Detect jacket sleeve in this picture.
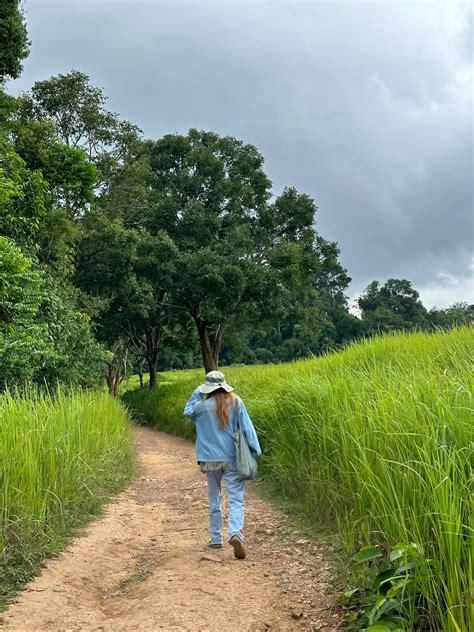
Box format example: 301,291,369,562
238,399,262,457
183,388,202,420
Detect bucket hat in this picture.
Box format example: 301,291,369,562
198,370,234,394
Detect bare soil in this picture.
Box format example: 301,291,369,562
3,428,340,631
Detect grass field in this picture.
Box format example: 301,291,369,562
0,390,135,606
123,327,473,630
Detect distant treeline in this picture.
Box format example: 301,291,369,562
1,2,472,392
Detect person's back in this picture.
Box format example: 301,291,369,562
183,371,261,559
186,393,250,460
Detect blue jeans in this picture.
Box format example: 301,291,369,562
206,461,245,544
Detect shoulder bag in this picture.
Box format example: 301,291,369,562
233,407,258,480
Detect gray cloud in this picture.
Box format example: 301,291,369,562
11,1,473,307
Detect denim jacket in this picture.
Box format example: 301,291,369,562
183,388,262,462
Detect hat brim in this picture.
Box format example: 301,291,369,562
198,383,234,394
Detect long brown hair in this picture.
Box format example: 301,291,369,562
207,389,237,429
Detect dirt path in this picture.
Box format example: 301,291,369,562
3,428,339,631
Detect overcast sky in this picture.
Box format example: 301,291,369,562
10,1,473,308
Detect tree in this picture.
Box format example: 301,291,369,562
74,134,177,390
0,15,115,391
12,102,98,216
0,236,106,389
428,302,474,329
27,71,141,179
146,129,339,372
103,338,129,396
235,239,356,364
1,95,98,282
1,81,107,389
0,131,48,249
75,214,179,388
0,236,48,386
39,276,107,386
0,0,29,82
358,278,428,333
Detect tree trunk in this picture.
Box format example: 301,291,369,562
105,339,128,396
212,324,226,368
138,358,145,388
195,320,215,373
148,358,158,388
112,375,121,397
195,318,226,373
112,349,127,396
143,325,162,389
105,365,115,395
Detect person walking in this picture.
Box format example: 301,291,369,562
183,370,261,559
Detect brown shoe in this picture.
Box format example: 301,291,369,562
229,536,246,559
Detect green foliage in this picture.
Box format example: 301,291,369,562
7,99,98,275
75,210,180,386
358,279,428,333
0,236,50,385
27,70,141,174
123,328,474,631
358,279,473,341
0,0,29,81
145,129,351,371
341,544,427,630
0,237,43,324
37,279,108,387
146,130,275,358
0,131,47,249
0,237,106,389
0,389,134,605
428,302,474,329
12,99,98,196
30,70,112,146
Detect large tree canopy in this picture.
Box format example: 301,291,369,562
0,0,29,82
145,129,349,372
75,128,352,379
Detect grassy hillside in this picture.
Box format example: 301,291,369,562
1,390,135,606
123,327,473,630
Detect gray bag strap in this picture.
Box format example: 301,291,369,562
231,399,241,433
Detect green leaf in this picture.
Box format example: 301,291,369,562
389,543,419,562
395,561,417,575
338,588,359,605
353,546,383,564
374,569,396,590
386,579,413,599
365,618,406,631
389,548,404,562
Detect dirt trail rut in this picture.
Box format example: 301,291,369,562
4,428,339,631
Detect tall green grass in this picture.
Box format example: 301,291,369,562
124,327,473,630
1,390,134,603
